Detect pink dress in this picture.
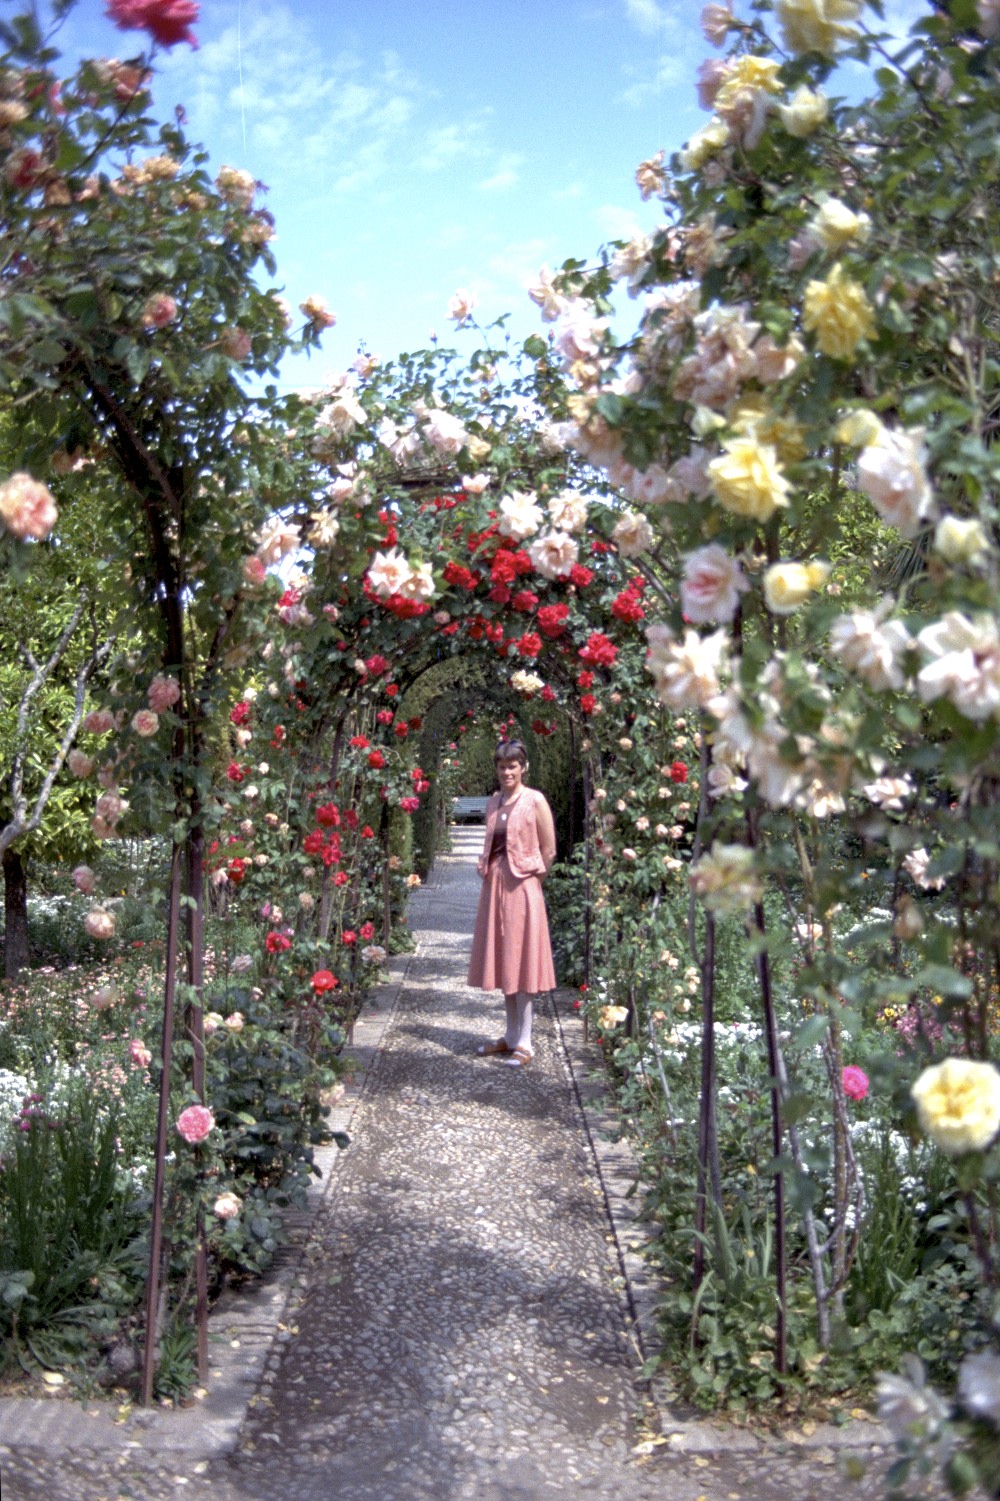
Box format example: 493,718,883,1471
467,788,557,996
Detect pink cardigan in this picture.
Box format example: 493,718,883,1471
477,788,548,879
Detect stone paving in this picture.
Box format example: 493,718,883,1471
0,829,963,1500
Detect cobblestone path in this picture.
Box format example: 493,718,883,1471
0,829,951,1500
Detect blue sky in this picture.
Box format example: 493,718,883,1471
56,1,924,387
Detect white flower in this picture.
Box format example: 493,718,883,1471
856,425,936,539
680,545,749,625
553,301,608,364
645,625,728,711
318,390,366,438
462,473,490,494
367,548,414,598
609,234,651,293
447,288,476,324
547,489,588,533
611,511,655,558
511,669,545,696
498,490,544,542
256,519,301,566
934,515,990,566
917,612,1000,720
876,1356,950,1444
863,775,914,812
829,604,912,692
528,530,578,580
957,1349,1000,1426
398,559,435,601
424,409,469,455
309,509,340,547
528,265,568,323
903,847,946,892
689,843,762,916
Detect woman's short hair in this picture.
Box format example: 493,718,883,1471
495,739,528,768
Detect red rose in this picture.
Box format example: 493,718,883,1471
399,796,420,813
569,563,594,588
408,717,422,730
303,829,325,854
577,670,594,690
344,809,359,831
416,779,430,793
230,701,251,726
265,930,291,953
580,693,596,716
670,761,689,784
443,560,478,591
394,723,409,738
511,589,538,613
360,825,375,839
365,655,389,676
385,684,399,697
270,725,286,748
611,589,645,624
342,930,357,945
226,761,247,783
515,632,542,658
368,750,386,770
333,871,349,886
536,603,569,639
541,685,556,702
226,857,246,884
350,735,370,749
359,922,375,941
579,632,617,668
106,0,200,50
316,802,341,827
311,969,338,993
376,709,394,725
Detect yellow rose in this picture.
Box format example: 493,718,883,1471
809,198,872,251
803,263,876,360
715,55,783,110
779,85,829,138
911,1058,1000,1155
776,0,862,57
598,1004,629,1030
763,559,831,613
679,117,730,171
731,399,807,464
835,409,882,448
707,433,791,523
934,515,990,566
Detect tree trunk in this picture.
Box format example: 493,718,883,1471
3,845,29,979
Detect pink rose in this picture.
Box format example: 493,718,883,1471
84,908,116,941
175,1104,215,1143
213,1191,242,1220
83,709,115,735
72,864,96,895
147,674,181,713
68,750,94,778
680,544,749,625
0,472,58,540
842,1065,869,1101
131,708,160,737
129,1039,152,1068
243,555,266,586
220,327,252,361
141,293,178,329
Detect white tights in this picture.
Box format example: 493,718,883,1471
504,992,534,1055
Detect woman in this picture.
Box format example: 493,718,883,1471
467,739,557,1068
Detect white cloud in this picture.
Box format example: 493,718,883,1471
478,153,523,192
